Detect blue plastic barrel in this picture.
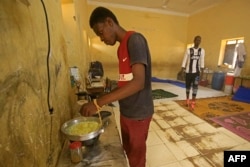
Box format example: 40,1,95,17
211,71,225,90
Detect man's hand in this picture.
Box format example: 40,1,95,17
79,102,98,117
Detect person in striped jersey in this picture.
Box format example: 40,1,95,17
181,35,205,110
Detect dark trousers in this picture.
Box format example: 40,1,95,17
185,73,200,97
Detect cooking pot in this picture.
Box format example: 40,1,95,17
61,111,112,146
61,117,104,142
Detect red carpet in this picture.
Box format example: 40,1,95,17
210,112,250,141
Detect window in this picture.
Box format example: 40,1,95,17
218,38,244,69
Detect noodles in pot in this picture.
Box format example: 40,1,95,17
66,121,100,135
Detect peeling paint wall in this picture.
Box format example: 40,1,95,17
0,0,89,166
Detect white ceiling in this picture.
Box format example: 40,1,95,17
87,0,227,16
61,0,227,16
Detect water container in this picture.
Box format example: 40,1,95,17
224,73,235,94
225,74,235,85
211,71,225,90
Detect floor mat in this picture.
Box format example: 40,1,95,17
232,86,250,103
152,89,178,100
151,77,185,88
175,96,250,127
210,112,250,141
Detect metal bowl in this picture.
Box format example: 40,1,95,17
61,117,104,141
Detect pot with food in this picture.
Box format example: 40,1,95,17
61,111,111,146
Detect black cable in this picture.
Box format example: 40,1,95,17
40,0,53,115
40,0,54,166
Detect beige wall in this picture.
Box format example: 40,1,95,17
88,0,250,80
61,0,90,89
87,5,189,80
188,0,250,75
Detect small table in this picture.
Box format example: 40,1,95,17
234,76,250,87
204,70,213,84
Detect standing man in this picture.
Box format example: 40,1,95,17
181,35,205,110
80,7,154,167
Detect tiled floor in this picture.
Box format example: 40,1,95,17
112,81,250,167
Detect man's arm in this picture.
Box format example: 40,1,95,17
80,63,145,116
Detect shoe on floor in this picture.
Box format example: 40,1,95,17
190,101,195,110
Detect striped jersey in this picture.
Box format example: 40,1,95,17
182,47,205,73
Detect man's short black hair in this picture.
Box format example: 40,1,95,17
89,7,119,28
194,35,201,40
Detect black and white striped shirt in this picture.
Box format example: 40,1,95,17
182,47,205,73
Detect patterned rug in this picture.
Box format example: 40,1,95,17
210,112,250,141
152,89,178,100
175,96,250,127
